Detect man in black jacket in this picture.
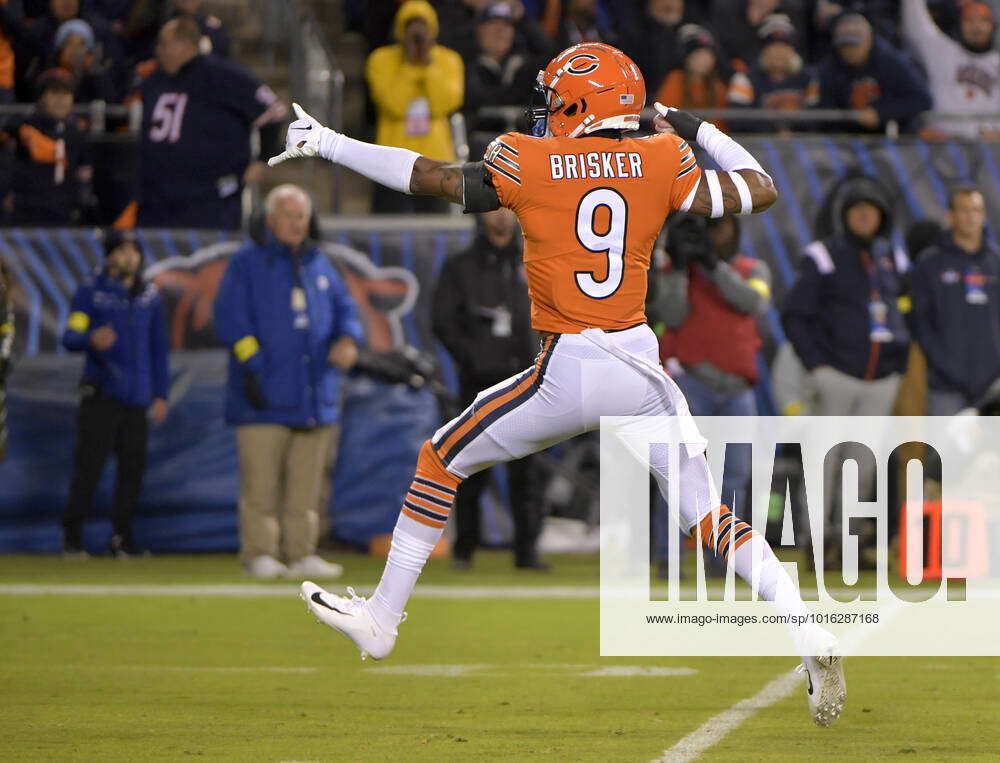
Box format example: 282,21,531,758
911,186,1000,415
782,174,910,415
432,207,545,570
782,174,909,566
463,2,540,139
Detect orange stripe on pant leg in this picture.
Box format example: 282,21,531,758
414,440,462,490
399,441,461,528
409,482,455,503
436,337,552,460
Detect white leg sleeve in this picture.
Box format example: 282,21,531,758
317,130,420,194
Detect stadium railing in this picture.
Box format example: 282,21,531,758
471,105,1000,138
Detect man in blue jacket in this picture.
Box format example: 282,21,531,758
911,186,1000,415
62,230,170,558
818,13,932,133
214,184,363,580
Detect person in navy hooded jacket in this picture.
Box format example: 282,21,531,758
61,229,170,558
214,184,363,581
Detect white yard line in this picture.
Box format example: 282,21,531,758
2,583,984,599
651,599,904,763
653,670,803,763
0,583,598,598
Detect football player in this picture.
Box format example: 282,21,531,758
271,42,845,727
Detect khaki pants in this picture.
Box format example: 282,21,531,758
236,424,333,565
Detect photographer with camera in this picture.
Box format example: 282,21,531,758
653,213,771,513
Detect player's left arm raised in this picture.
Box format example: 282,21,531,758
268,104,493,209
653,103,777,217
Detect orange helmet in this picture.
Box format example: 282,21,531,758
526,43,645,138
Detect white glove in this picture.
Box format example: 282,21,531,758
267,102,338,167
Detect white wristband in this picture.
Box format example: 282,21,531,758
729,171,753,215
705,170,724,218
318,129,420,194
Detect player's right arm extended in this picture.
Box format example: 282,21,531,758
268,103,494,209
654,104,777,217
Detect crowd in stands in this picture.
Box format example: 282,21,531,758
357,0,1000,155
0,0,265,226
0,0,995,224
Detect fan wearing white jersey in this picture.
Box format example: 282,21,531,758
902,0,1000,138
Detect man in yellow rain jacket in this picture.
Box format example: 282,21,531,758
365,0,464,213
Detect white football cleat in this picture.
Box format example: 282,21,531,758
245,554,288,580
300,581,400,660
796,627,846,727
285,555,343,580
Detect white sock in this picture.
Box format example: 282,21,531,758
368,511,447,633
697,508,812,655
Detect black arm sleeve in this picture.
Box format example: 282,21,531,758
258,121,282,162
462,161,501,214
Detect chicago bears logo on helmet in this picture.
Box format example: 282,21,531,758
564,53,600,76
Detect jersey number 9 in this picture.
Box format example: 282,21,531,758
575,188,626,299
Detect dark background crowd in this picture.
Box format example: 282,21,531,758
0,0,998,222
0,0,998,573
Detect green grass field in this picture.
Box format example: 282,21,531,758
1,553,997,761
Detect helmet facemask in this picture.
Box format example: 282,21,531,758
525,73,562,137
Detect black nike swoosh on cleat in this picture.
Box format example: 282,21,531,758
805,669,814,695
311,591,348,615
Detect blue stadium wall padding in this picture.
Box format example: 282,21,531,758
4,136,999,551
0,352,439,553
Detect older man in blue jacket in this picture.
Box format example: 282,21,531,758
214,184,363,580
62,230,170,558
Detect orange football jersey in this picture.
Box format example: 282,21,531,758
483,131,701,333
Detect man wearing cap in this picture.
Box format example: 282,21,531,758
654,24,729,130
728,13,819,126
365,0,464,213
463,2,539,139
902,0,1000,138
16,0,122,101
817,12,931,132
711,0,807,70
1,67,93,224
49,17,116,102
61,229,170,558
